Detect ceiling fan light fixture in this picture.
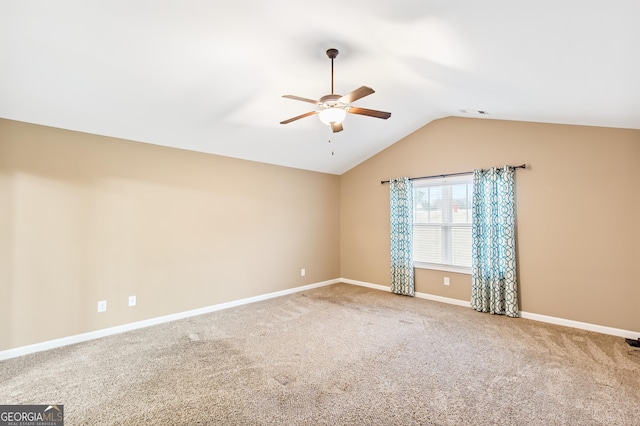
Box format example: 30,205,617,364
319,107,347,125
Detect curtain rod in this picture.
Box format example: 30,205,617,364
380,164,526,185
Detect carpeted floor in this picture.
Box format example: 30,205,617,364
1,283,639,425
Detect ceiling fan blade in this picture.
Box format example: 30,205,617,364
348,106,391,120
331,122,343,133
280,111,318,125
282,95,320,105
339,86,375,104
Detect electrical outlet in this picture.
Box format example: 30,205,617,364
97,300,107,312
444,277,450,286
301,268,306,276
128,295,136,307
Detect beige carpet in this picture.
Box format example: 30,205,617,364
1,283,639,425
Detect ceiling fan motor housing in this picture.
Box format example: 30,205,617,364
319,94,346,109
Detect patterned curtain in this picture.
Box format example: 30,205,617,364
390,177,414,296
470,166,518,317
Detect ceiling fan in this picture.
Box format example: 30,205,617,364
280,48,391,133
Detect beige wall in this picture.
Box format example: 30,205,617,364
2,116,639,352
0,118,340,351
340,117,640,333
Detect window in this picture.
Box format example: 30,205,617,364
413,175,473,273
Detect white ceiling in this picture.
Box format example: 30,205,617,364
1,1,639,175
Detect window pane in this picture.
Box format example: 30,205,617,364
414,187,430,223
413,226,442,263
451,226,472,267
414,186,443,224
413,177,473,270
451,183,472,224
428,187,443,224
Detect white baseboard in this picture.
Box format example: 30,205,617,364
340,278,639,340
414,292,472,308
340,278,472,308
518,311,639,340
2,277,637,361
339,278,389,292
0,279,339,361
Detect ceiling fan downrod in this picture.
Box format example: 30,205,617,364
326,48,339,95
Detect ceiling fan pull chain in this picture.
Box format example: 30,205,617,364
328,131,334,155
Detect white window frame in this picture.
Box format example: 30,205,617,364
413,175,472,275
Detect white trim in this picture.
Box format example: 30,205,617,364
341,278,639,340
412,174,472,186
413,262,471,275
0,279,339,361
519,311,639,340
340,278,389,292
414,292,471,308
3,277,637,360
340,278,472,308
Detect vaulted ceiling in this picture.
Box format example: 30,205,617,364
1,1,639,174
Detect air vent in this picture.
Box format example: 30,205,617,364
460,109,489,115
